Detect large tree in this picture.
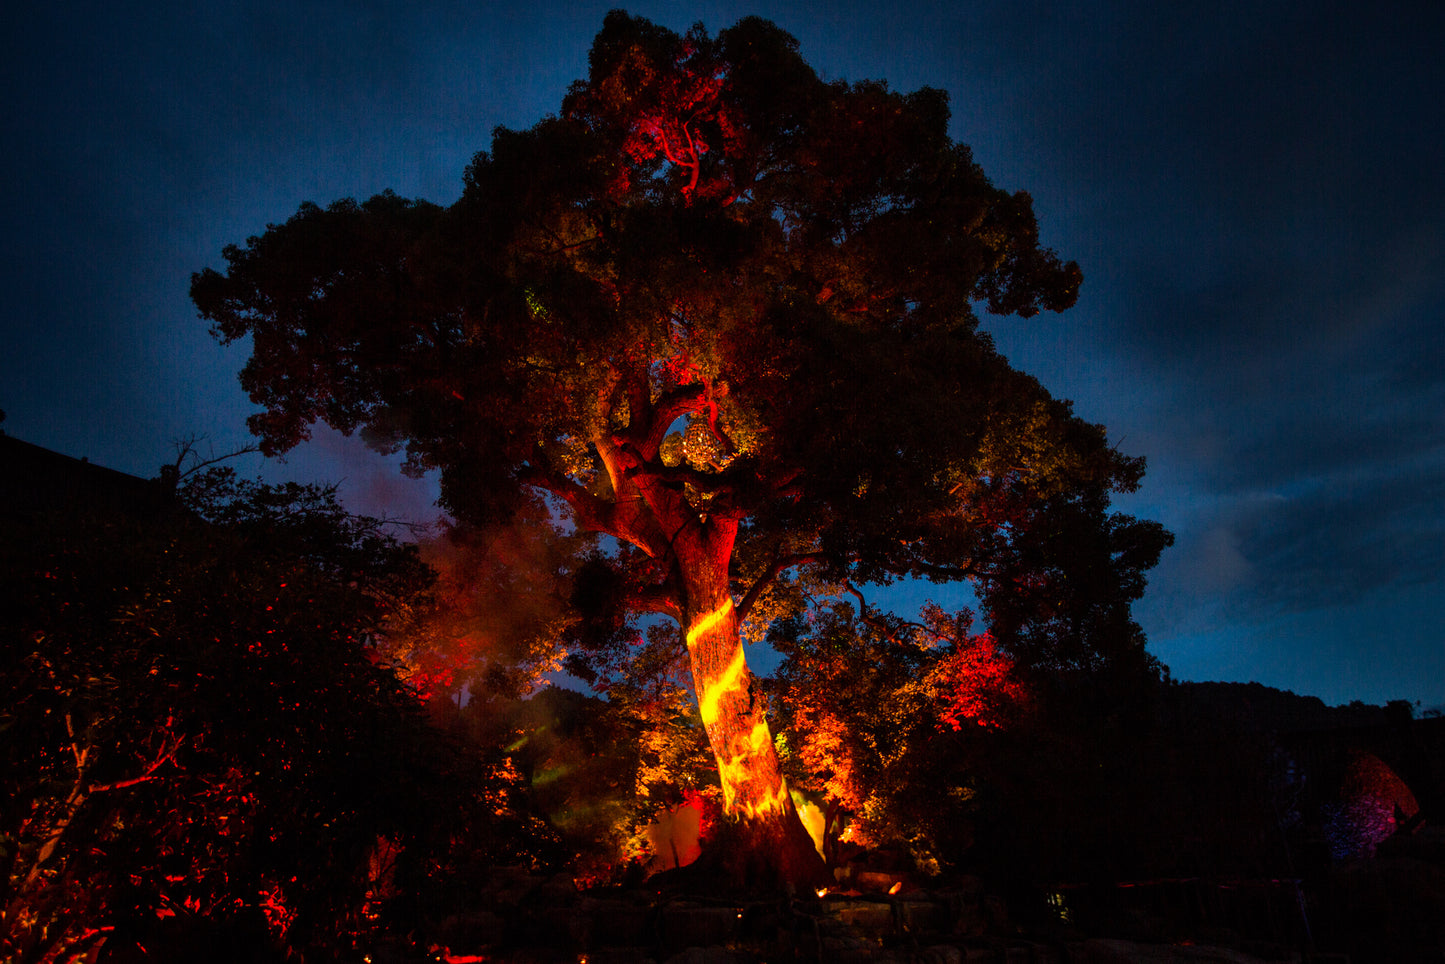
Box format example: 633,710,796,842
194,12,1149,884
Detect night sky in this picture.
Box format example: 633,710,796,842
5,1,1442,709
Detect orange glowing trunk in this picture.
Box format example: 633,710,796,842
685,595,788,818
674,522,825,886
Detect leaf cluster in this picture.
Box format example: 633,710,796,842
768,599,1023,871
0,474,522,960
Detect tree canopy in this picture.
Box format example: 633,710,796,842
0,468,542,961
193,11,1162,885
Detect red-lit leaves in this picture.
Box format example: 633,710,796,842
565,14,743,205
769,599,1026,864
0,473,445,960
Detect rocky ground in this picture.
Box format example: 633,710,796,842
376,828,1445,964
401,868,1342,964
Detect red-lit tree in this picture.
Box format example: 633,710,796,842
193,12,1147,885
767,598,1028,871
0,471,529,960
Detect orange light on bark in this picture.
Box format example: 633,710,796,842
686,597,733,649
698,644,746,729
717,719,789,817
688,597,790,817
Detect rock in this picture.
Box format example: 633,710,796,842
1002,943,1033,963
896,895,949,936
983,895,1011,931
580,897,655,948
481,864,545,906
1027,941,1064,963
584,950,654,964
830,899,895,941
855,870,905,894
433,909,508,949
532,871,581,904
943,895,987,938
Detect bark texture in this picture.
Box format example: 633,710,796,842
677,523,828,888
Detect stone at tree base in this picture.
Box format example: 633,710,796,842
533,871,582,903
529,904,590,953
855,870,908,893
480,865,546,905
952,900,988,938
1027,941,1063,963
830,899,896,940
578,896,653,948
896,894,951,934
983,894,1013,931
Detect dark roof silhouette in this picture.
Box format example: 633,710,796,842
0,434,174,519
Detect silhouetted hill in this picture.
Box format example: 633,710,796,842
1171,679,1405,732
1170,680,1445,823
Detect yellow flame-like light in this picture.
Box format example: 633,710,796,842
716,721,790,817
722,777,790,818
687,597,791,818
697,644,747,729
685,597,734,649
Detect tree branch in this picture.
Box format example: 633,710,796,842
625,459,735,494
626,585,682,623
171,435,261,480
735,551,825,622
518,445,670,559
842,580,927,649
631,383,709,461
89,717,183,794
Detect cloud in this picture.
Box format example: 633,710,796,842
1141,446,1445,641
1235,460,1445,610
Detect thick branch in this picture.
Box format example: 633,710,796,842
623,362,653,449
631,383,709,461
626,459,735,495
900,558,985,582
625,585,682,623
518,447,668,557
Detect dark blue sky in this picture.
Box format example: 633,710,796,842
5,1,1442,708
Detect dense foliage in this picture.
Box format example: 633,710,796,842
192,11,1162,881
769,600,1025,872
0,473,533,962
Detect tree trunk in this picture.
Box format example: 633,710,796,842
674,521,827,889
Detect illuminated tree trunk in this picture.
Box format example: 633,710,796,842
674,519,827,887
